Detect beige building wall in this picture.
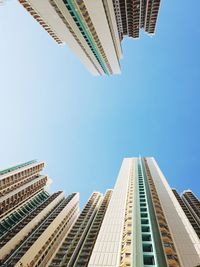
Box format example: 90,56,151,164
14,193,79,267
84,0,121,74
51,0,105,75
22,0,101,75
146,157,200,267
88,158,135,267
0,175,47,203
18,0,122,75
103,0,122,60
0,192,65,260
0,161,44,182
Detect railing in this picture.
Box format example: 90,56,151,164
49,193,101,266
0,191,49,239
0,191,66,266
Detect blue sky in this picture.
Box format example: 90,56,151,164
0,0,199,205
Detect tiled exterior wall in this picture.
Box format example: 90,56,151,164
88,158,132,267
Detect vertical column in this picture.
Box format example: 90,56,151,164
49,192,102,266
133,158,159,267
72,190,113,267
146,157,200,267
88,158,132,267
143,158,180,267
120,160,134,267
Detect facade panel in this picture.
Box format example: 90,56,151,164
146,157,200,267
88,158,133,267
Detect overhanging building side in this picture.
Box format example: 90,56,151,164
18,0,161,75
18,0,122,75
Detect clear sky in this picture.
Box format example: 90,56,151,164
0,0,199,205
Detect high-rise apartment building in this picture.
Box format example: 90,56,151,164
1,158,199,267
182,190,200,223
18,0,161,75
49,190,112,266
0,160,80,267
172,189,200,239
87,157,200,267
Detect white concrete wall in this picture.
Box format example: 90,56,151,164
52,0,104,75
103,0,122,60
84,0,121,74
147,157,200,267
88,158,133,267
26,0,101,75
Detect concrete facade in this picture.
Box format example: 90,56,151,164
147,157,200,267
18,0,161,75
1,158,199,266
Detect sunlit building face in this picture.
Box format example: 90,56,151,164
18,0,161,75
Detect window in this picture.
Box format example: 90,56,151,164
141,226,150,232
143,244,153,252
141,219,149,225
143,255,155,265
141,213,148,218
140,208,147,212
